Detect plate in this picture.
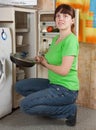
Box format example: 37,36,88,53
10,53,36,67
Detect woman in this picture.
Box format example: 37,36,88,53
15,4,79,126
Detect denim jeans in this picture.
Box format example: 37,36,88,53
15,78,78,119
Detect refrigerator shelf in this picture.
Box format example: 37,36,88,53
40,32,59,38
16,44,30,48
40,21,55,26
16,28,29,33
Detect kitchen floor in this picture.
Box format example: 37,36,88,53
0,105,96,130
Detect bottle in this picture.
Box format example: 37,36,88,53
39,39,48,56
43,39,47,53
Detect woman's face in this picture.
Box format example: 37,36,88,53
55,12,74,31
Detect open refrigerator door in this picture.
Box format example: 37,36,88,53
0,28,12,118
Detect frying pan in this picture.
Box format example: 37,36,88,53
10,53,37,67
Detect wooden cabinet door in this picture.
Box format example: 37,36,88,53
77,43,91,108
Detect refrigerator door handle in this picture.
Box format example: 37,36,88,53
0,58,6,90
1,29,7,40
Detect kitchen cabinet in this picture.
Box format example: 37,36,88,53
0,7,37,108
37,0,55,11
77,43,91,107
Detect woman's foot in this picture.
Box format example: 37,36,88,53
65,111,77,126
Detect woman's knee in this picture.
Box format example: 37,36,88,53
15,80,24,93
15,81,21,93
15,78,32,94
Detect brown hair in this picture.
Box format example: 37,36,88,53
54,4,75,21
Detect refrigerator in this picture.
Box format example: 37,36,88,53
0,6,37,110
0,28,12,118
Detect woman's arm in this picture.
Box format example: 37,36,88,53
40,56,74,76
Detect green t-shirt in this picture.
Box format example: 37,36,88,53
45,33,79,91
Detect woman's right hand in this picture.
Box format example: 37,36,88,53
35,56,43,64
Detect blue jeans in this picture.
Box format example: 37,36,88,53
15,78,78,119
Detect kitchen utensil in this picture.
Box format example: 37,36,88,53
10,53,36,67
